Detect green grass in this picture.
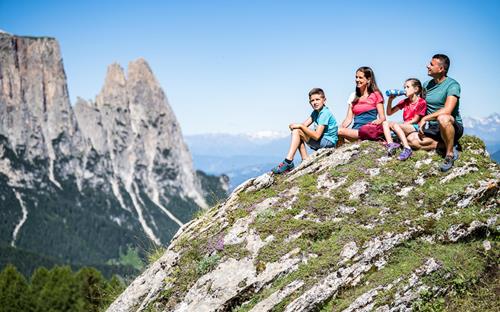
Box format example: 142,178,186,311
149,136,499,311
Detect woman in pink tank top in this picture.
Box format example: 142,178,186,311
338,66,386,142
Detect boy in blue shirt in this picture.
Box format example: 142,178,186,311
272,88,338,174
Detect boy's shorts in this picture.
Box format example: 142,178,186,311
422,122,464,145
412,124,419,132
307,137,336,151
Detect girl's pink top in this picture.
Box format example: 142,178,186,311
396,97,427,122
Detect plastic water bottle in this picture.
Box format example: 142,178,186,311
385,89,405,96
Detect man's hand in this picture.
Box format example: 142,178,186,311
418,118,427,135
371,119,383,125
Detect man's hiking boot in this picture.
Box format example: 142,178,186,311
271,161,294,174
398,147,412,161
440,155,455,172
452,145,459,161
386,142,400,156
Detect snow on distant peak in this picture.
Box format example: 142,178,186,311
246,130,289,141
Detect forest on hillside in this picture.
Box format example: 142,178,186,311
0,264,125,312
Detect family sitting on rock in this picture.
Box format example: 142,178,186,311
271,54,463,174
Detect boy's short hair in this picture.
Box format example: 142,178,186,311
309,88,325,98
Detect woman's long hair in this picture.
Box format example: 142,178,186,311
355,66,382,99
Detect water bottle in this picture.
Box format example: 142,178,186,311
385,89,405,96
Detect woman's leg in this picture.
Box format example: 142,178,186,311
338,127,359,141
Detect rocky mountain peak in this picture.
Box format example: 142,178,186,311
96,63,127,107
1,34,225,276
108,136,499,312
127,58,157,86
0,32,84,189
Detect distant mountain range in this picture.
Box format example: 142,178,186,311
463,113,500,162
186,113,500,188
185,133,289,189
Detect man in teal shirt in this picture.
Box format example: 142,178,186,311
408,54,463,172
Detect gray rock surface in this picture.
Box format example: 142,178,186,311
107,140,499,311
109,143,499,311
0,33,222,268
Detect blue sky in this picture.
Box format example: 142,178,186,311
1,0,500,135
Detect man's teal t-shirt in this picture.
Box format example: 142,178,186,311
310,106,338,145
424,77,462,125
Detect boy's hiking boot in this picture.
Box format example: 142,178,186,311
272,161,294,174
386,142,400,156
398,147,412,161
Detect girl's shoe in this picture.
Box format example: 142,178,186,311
386,142,400,156
398,147,412,161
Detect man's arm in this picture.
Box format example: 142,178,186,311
418,95,458,130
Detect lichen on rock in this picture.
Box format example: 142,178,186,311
107,136,499,312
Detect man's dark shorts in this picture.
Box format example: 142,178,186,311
422,121,464,145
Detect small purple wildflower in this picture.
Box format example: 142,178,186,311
206,233,225,253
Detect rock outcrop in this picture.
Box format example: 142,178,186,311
108,136,499,311
0,32,225,274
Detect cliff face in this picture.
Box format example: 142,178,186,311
0,33,84,182
0,32,225,274
73,59,207,244
108,137,499,312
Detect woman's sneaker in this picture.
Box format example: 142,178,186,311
271,160,294,174
398,147,412,161
386,142,400,156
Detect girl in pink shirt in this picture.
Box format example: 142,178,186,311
382,78,427,160
338,67,386,142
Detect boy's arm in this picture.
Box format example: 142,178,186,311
289,117,323,141
289,117,312,131
302,117,313,127
300,124,324,141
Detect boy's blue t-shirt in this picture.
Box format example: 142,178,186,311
310,106,338,145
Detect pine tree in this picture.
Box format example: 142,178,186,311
0,264,32,311
76,267,106,312
29,266,50,312
33,266,85,312
101,275,125,309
